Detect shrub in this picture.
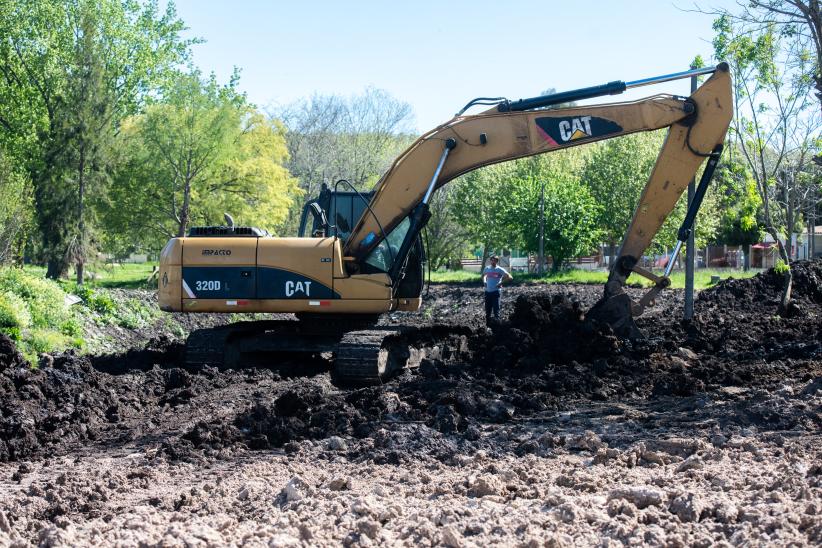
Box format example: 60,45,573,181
0,291,32,341
0,268,84,362
0,268,69,328
774,259,790,275
27,329,72,355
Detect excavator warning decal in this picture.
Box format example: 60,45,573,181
535,116,623,147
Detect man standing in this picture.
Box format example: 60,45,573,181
482,254,512,324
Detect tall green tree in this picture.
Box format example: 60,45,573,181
0,150,33,264
0,0,193,277
451,163,518,268
582,132,662,265
715,158,764,269
107,71,298,251
46,5,114,283
503,153,601,272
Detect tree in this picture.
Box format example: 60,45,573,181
701,1,821,124
107,71,298,250
714,159,764,269
423,185,466,270
502,153,601,272
582,132,663,265
0,0,193,277
45,5,115,283
274,88,415,234
0,151,33,264
451,163,518,268
714,15,821,311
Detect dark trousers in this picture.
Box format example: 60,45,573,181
484,290,500,320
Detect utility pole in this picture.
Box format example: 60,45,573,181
684,67,697,321
538,180,545,275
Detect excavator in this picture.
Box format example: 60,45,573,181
158,63,732,384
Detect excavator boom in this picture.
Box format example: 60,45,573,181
343,63,732,334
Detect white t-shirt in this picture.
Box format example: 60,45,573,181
482,266,510,292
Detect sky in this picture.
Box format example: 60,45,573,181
170,0,739,132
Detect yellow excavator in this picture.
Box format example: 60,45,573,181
158,63,732,383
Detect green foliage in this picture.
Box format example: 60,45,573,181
70,284,116,315
0,151,34,264
107,70,299,250
715,160,764,246
502,153,601,272
114,298,159,329
424,185,468,270
452,163,515,262
774,259,790,275
0,268,71,330
713,12,819,273
0,267,81,360
582,132,662,249
0,292,30,339
453,149,600,272
27,329,73,356
0,0,195,275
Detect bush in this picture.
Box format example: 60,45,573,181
0,267,83,362
0,268,70,328
0,291,31,336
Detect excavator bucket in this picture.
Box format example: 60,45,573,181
586,293,644,340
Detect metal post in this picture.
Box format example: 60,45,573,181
684,68,697,321
539,181,546,274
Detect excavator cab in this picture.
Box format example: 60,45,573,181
297,184,424,299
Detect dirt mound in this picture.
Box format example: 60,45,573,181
488,293,622,368
0,338,209,463
698,259,822,311
0,333,26,371
0,352,116,462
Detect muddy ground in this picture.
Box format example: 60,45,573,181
0,263,820,546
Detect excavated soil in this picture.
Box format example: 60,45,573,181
1,262,821,546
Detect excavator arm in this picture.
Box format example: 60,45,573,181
344,63,732,335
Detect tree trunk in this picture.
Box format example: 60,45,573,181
177,178,192,238
608,239,616,270
743,244,750,271
480,242,489,271
76,148,86,285
774,236,794,315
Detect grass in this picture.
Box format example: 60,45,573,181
429,267,759,290
23,262,158,289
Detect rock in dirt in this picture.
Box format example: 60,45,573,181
283,476,308,503
470,475,503,497
669,493,704,522
327,436,347,451
608,487,665,509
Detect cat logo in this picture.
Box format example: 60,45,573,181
535,115,623,148
558,116,593,142
285,280,312,297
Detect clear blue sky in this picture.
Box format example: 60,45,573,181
170,0,737,132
